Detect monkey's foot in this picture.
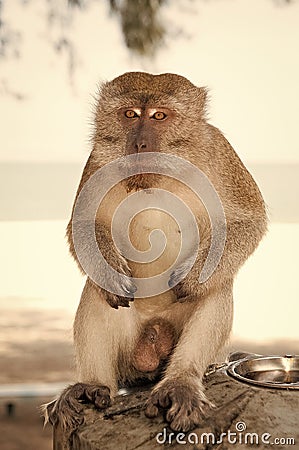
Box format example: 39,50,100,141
145,380,214,432
43,383,111,431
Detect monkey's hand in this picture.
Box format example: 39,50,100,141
43,383,111,432
102,254,137,309
93,224,137,308
168,257,207,302
168,257,192,290
145,378,214,432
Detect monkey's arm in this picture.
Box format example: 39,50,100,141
66,219,137,308
65,155,137,308
169,215,267,301
169,123,267,301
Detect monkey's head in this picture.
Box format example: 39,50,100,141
92,72,208,168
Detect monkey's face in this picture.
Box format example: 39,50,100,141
119,106,175,156
93,72,208,188
118,105,177,190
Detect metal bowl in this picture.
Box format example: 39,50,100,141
227,355,299,390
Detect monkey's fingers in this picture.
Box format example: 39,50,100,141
104,277,137,308
103,272,137,308
145,381,215,432
144,402,159,418
165,388,214,432
105,291,135,309
145,388,171,418
168,265,194,302
121,281,137,301
84,385,111,409
168,257,194,289
111,264,137,298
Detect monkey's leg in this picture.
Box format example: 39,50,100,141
47,279,139,430
145,283,233,432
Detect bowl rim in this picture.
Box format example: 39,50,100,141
226,354,299,390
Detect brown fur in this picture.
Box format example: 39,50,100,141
49,72,267,433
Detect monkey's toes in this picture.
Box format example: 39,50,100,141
43,383,111,432
145,381,214,432
44,383,85,430
84,385,111,409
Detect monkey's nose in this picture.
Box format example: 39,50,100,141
135,142,147,152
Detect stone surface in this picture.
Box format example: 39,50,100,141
54,370,299,450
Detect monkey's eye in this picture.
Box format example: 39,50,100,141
125,110,139,118
152,111,167,121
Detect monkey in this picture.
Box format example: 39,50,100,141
46,72,267,433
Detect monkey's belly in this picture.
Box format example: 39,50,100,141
128,209,180,313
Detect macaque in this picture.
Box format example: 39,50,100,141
47,72,267,433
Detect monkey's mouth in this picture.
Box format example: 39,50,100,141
123,154,162,191
125,173,160,192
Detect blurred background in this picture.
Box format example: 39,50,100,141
0,0,298,448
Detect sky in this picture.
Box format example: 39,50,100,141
0,0,298,164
